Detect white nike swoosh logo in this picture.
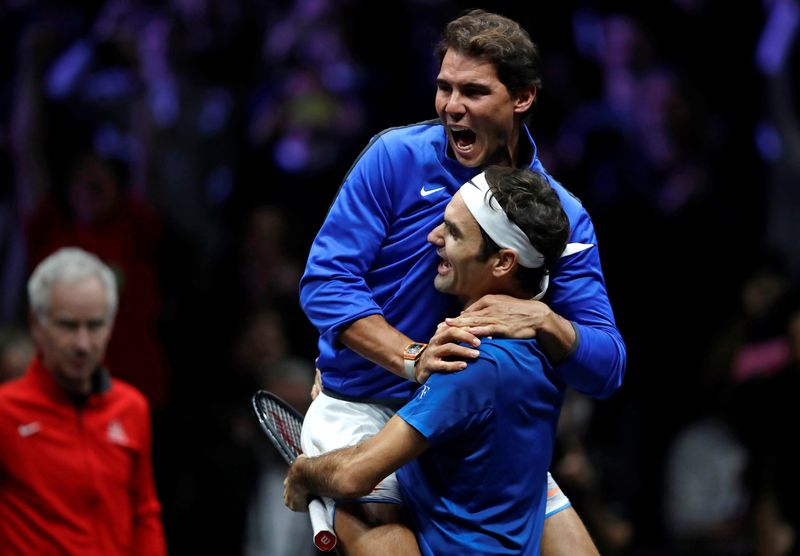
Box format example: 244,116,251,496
18,421,42,437
420,185,446,197
560,243,594,257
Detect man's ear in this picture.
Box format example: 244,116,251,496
493,249,517,277
513,85,536,115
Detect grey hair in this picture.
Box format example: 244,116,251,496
28,247,118,322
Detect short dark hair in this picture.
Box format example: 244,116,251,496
436,10,542,100
476,166,569,297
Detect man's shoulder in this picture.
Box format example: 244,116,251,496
425,339,545,391
106,377,150,412
540,173,586,215
0,375,47,429
533,170,595,244
344,119,447,189
0,374,35,404
476,338,547,366
466,339,561,407
370,119,444,147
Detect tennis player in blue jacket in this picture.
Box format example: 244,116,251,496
298,10,625,556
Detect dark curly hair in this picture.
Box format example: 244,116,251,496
476,166,569,297
435,10,542,104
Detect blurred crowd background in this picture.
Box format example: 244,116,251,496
1,0,799,554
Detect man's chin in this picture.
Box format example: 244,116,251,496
447,140,483,168
452,150,483,168
65,364,97,381
433,277,454,294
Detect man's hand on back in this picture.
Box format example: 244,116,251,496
446,294,551,338
446,294,577,364
415,322,480,384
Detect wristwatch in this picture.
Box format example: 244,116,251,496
403,342,428,382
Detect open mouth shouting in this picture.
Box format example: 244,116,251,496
448,125,478,162
437,254,453,276
433,249,454,293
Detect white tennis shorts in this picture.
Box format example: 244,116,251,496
301,391,571,515
301,392,402,504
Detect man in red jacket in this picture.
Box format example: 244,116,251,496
0,247,167,555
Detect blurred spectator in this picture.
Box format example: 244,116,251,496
552,390,635,555
208,203,314,363
239,206,303,307
661,256,797,555
728,305,800,556
663,415,750,555
704,254,794,391
247,0,365,182
137,1,247,268
230,308,316,416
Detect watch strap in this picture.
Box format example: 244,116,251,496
402,342,428,382
403,357,418,382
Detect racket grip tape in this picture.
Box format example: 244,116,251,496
310,498,337,551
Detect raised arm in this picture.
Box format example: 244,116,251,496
284,415,427,509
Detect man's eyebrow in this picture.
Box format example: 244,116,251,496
444,219,461,237
462,82,491,93
54,317,107,326
436,77,491,92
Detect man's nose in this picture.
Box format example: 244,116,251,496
445,92,465,117
74,327,92,351
428,223,445,246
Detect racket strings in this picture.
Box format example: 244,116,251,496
258,397,303,459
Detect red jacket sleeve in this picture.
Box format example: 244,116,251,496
130,406,167,556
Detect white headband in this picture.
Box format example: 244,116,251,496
459,172,546,269
459,172,550,300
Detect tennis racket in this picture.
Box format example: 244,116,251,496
251,390,337,552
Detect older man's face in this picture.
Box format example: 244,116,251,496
31,276,114,395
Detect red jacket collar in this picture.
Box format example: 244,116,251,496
26,355,112,407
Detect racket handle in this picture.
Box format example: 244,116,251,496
309,498,337,551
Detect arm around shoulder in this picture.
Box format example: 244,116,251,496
339,314,414,378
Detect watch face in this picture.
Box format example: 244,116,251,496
405,343,427,358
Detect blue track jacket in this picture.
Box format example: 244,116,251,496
300,120,626,403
